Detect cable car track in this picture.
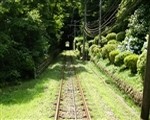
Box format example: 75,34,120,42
55,51,91,120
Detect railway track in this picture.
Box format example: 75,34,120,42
54,51,91,120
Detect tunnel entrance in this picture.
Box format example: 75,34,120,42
65,41,70,48
61,38,74,50
59,9,81,51
59,21,74,50
65,40,73,50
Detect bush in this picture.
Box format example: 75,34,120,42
20,51,35,78
94,35,99,44
76,42,81,48
109,50,120,64
93,47,101,58
123,5,149,54
75,50,80,59
114,51,132,66
80,42,89,58
89,44,101,61
137,50,147,80
106,32,117,41
108,40,118,44
89,44,98,56
88,40,94,47
75,36,84,54
100,36,108,47
116,32,125,41
74,36,83,42
101,44,117,59
0,70,21,85
124,54,139,74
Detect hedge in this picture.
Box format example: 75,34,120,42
116,32,125,41
100,36,108,47
114,51,132,66
101,44,117,59
108,40,118,44
109,50,120,64
106,32,117,41
124,54,139,74
137,50,147,81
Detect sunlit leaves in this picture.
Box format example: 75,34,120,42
123,4,150,54
27,9,41,23
0,3,9,14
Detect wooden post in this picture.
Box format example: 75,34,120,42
73,20,76,50
83,0,87,60
98,0,102,46
141,32,150,120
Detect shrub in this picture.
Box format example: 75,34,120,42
89,44,101,61
89,44,98,56
100,36,108,47
108,40,118,44
106,32,117,41
123,5,149,54
137,50,147,80
124,54,139,74
93,47,101,58
116,32,125,41
88,40,94,47
114,51,132,66
75,50,80,59
80,42,89,58
75,36,83,54
101,44,117,59
109,50,120,64
94,35,99,44
74,36,83,42
76,42,82,54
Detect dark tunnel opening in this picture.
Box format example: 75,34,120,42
60,27,74,50
59,9,81,51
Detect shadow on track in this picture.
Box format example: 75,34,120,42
0,51,88,105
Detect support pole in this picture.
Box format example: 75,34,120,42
83,0,87,60
141,32,150,120
98,0,102,46
73,20,76,50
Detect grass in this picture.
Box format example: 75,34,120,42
0,51,142,120
88,61,141,109
75,59,141,120
0,55,63,120
97,58,143,92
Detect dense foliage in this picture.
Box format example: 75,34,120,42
106,33,116,41
123,5,150,54
1,0,150,86
137,50,147,81
124,54,139,74
114,51,132,66
116,32,125,42
86,0,150,84
109,50,120,64
0,0,82,85
101,43,117,59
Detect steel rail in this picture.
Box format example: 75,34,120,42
55,51,91,120
54,53,66,120
54,79,63,120
71,52,92,120
76,74,92,120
